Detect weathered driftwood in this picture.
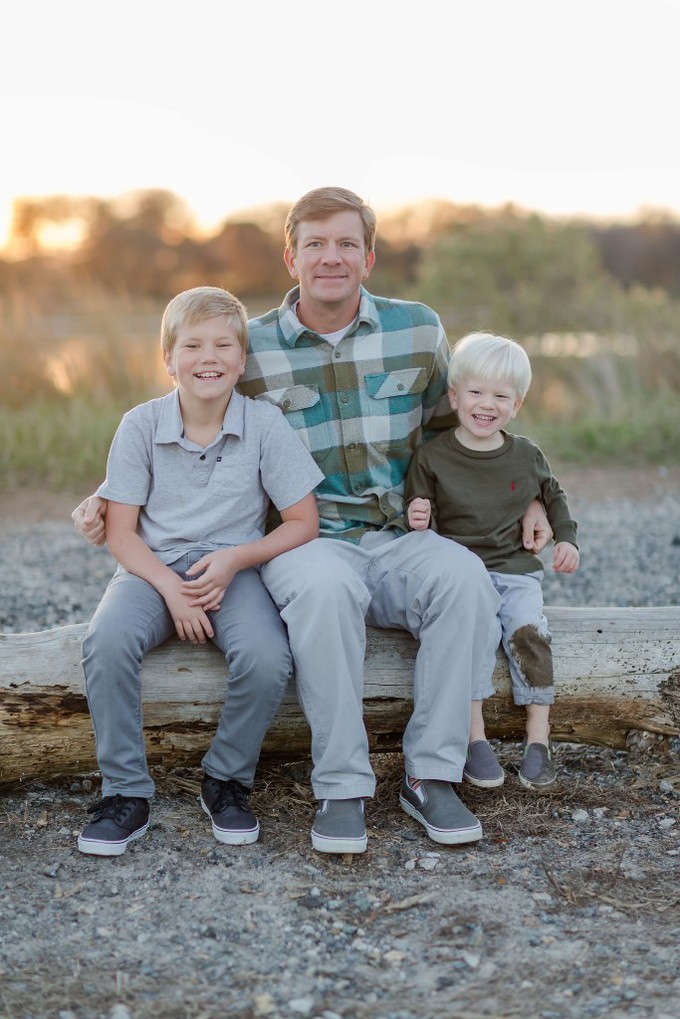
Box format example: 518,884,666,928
1,607,679,786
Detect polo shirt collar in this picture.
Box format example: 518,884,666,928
278,286,380,347
155,388,246,445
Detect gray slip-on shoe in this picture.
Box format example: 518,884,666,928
399,777,482,845
463,740,505,788
518,741,557,790
311,798,367,854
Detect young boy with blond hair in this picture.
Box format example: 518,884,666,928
405,331,579,789
78,286,322,856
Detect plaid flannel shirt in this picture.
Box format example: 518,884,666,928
240,287,454,542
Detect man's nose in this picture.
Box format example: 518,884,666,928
322,242,341,262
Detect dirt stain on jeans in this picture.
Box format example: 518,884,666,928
508,623,553,688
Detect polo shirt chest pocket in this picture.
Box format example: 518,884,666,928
207,441,254,500
255,385,332,461
363,368,428,448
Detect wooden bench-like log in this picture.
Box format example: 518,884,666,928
1,607,679,786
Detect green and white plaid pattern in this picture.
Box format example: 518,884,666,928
240,287,454,542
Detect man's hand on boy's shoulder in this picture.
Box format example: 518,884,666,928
552,541,580,574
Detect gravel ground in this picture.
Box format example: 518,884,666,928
1,468,679,1019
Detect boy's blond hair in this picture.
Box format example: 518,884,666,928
284,186,377,254
448,332,532,399
160,287,249,355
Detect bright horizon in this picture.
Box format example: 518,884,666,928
2,0,679,252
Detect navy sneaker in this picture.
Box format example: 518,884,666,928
399,777,482,845
78,795,149,856
200,775,259,845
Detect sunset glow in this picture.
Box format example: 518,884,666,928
2,0,679,253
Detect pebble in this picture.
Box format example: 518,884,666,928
288,998,316,1015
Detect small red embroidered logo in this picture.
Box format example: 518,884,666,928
511,481,515,491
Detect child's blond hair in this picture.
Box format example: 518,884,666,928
160,287,248,356
448,332,532,399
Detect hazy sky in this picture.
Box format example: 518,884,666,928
2,0,679,248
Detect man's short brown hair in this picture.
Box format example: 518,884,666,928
285,186,377,254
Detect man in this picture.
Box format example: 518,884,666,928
73,186,550,854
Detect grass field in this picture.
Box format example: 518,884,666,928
1,291,678,491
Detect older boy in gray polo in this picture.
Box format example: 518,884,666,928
79,291,322,857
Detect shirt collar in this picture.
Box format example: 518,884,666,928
278,285,380,347
155,388,246,444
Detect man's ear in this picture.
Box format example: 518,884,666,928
283,248,298,278
362,250,376,279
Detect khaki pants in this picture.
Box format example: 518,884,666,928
261,530,500,799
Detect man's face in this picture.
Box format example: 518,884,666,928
284,210,375,310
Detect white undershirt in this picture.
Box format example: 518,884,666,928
294,301,352,346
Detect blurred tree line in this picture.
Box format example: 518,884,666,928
3,188,680,312
2,189,679,476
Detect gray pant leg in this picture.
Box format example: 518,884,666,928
490,571,554,707
82,567,175,798
261,539,375,800
202,564,293,786
366,531,501,782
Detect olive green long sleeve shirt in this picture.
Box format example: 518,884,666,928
404,430,578,574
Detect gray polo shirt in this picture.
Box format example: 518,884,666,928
97,389,324,564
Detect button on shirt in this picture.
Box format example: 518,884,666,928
241,287,455,542
97,389,324,564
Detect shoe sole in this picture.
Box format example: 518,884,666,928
311,830,367,854
200,797,259,845
399,796,482,845
77,822,149,856
463,769,505,789
518,772,557,791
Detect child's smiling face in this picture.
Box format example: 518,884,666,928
449,376,523,450
164,315,246,406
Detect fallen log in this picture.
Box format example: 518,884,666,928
1,607,679,786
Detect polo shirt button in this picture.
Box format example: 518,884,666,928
341,395,349,404
349,443,356,450
283,399,291,409
397,383,405,391
334,350,341,358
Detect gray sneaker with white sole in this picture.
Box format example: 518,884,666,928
399,777,482,845
311,798,367,854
